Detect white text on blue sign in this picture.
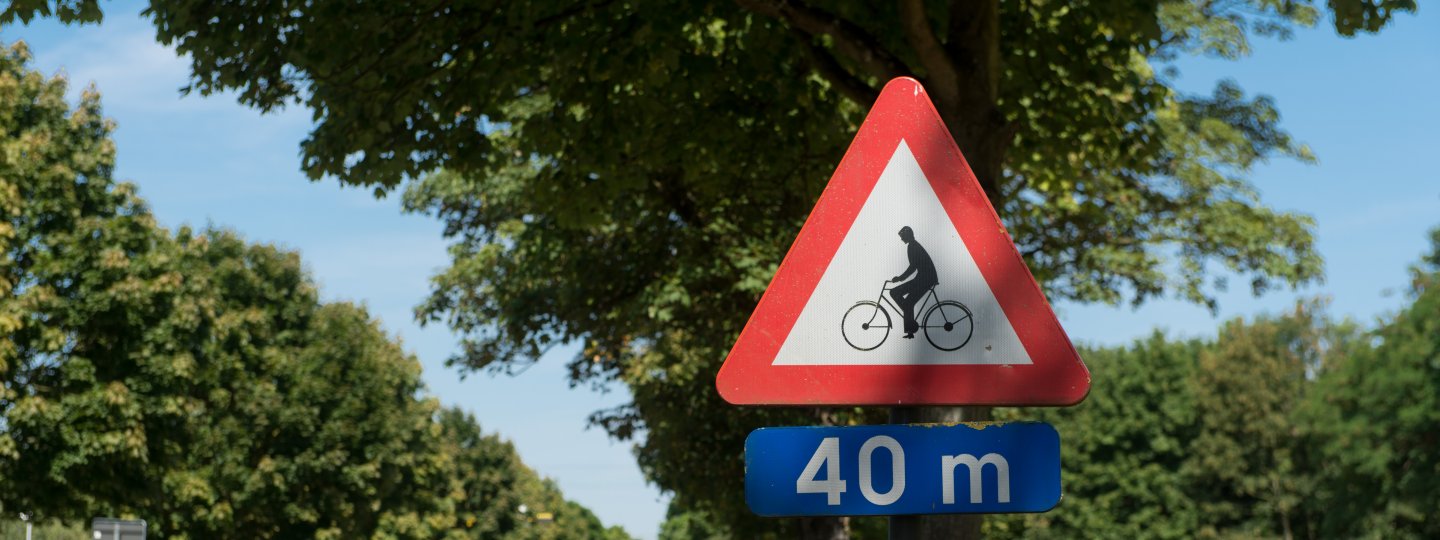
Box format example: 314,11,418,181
744,422,1061,516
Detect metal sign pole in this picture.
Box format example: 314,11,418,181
888,407,919,540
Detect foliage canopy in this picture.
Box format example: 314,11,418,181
0,0,1419,535
0,41,627,539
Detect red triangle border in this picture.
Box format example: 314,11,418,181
716,78,1089,406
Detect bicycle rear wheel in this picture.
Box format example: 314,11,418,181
922,301,974,351
842,301,891,351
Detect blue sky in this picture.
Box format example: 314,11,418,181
1056,8,1440,342
4,5,1436,539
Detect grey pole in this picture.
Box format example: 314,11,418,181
887,406,990,540
888,407,919,540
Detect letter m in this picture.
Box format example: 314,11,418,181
941,453,1011,504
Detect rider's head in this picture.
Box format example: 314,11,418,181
898,226,915,244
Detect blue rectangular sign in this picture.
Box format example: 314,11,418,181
745,422,1060,516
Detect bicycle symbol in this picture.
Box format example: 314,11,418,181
841,281,975,351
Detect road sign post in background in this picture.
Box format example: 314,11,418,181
91,518,146,540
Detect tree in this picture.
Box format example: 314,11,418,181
988,335,1204,539
658,508,732,540
438,407,530,538
439,407,634,540
1181,304,1340,539
1299,227,1440,539
1,37,165,518
987,305,1363,540
0,42,454,527
0,41,626,539
5,0,1418,536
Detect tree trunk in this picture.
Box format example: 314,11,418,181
901,13,1006,532
927,0,1009,203
911,5,1007,535
888,406,993,540
904,14,1006,534
797,516,850,540
743,3,1011,539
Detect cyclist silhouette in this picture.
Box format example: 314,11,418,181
890,226,938,338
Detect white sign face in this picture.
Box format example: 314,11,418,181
718,77,1088,406
773,140,1032,366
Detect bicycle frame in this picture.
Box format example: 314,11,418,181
869,281,940,325
843,280,975,352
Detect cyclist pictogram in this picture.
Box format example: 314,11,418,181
839,226,974,351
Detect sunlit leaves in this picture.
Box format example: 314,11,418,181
986,237,1440,539
16,0,1418,535
0,44,621,539
1299,228,1440,538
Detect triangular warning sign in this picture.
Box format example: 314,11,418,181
716,78,1088,406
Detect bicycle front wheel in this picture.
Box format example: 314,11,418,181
923,301,974,352
841,301,891,351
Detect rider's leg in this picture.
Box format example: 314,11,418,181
891,280,924,335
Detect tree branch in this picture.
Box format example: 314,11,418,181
898,0,960,107
790,28,879,105
946,0,1001,99
735,0,909,82
311,0,454,90
534,0,617,28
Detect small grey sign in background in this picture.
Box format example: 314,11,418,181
90,518,145,540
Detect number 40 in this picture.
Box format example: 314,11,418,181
796,436,906,506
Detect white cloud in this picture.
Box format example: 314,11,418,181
29,17,205,112
17,11,309,133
